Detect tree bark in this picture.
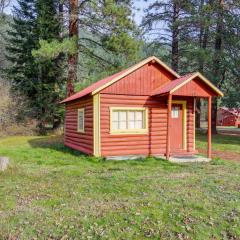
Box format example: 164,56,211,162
67,0,78,97
195,99,201,128
171,1,180,72
59,1,64,39
196,0,209,129
211,97,218,135
212,0,224,134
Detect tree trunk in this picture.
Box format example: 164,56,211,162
38,120,47,135
211,98,218,134
212,0,224,134
195,99,201,128
59,1,64,39
52,115,62,130
196,0,209,129
171,2,180,72
67,0,78,97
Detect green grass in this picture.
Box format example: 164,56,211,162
0,135,240,239
196,132,240,153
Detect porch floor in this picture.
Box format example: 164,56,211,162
106,154,211,163
168,155,211,163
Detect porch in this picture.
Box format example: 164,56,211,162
151,72,224,160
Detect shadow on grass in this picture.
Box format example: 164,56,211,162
27,135,183,168
27,135,105,165
28,135,83,156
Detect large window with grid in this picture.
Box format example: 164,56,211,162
110,107,148,134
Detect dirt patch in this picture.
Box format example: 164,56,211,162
198,148,240,162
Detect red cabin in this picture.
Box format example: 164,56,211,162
217,107,240,127
61,56,223,160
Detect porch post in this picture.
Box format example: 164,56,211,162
208,96,212,159
166,94,172,160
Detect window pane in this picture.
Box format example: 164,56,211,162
112,121,119,130
135,120,143,129
119,111,127,121
172,107,179,118
78,110,84,131
112,111,119,121
129,120,135,129
119,121,127,129
129,111,135,121
135,111,143,121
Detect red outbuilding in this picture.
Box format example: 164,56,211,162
61,56,223,160
217,107,240,127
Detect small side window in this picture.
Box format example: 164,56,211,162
77,108,85,133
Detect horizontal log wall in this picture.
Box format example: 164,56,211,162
100,94,195,157
64,96,93,155
186,98,194,151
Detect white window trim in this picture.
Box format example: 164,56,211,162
110,107,148,135
77,108,85,133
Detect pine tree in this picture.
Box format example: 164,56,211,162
142,0,190,72
34,0,65,133
6,0,64,134
143,0,240,133
33,0,140,92
6,0,38,100
67,0,78,97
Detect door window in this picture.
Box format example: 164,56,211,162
172,106,180,118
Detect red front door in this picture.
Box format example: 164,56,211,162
170,104,183,151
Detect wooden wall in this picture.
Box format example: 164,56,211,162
217,109,238,126
100,94,195,157
101,62,176,96
174,77,216,97
186,97,195,152
64,95,94,155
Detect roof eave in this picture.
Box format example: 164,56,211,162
151,72,224,97
169,72,224,97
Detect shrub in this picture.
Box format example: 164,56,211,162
0,79,36,136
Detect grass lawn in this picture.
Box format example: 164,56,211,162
196,132,240,153
0,135,240,239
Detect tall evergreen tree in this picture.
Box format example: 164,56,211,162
33,0,140,91
143,0,240,133
6,0,38,100
67,0,78,97
142,0,189,72
35,0,65,132
6,0,64,133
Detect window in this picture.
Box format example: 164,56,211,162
172,106,180,118
77,108,85,133
110,107,148,134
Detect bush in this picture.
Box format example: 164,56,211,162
0,80,36,136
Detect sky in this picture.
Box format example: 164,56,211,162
133,0,150,25
5,0,151,26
